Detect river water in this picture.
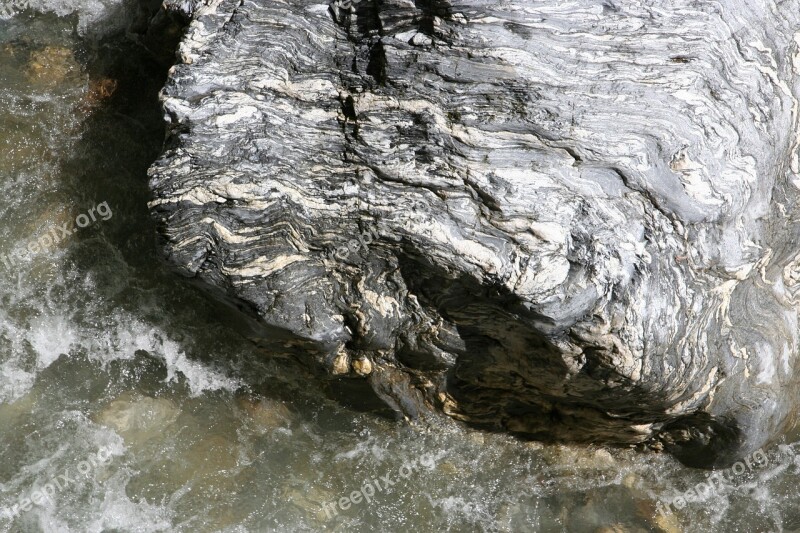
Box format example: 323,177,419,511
0,4,799,533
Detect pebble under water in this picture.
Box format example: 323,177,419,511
1,5,800,533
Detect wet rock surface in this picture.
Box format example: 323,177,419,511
148,0,800,467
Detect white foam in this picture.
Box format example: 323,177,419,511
159,336,242,396
20,427,172,533
0,0,133,35
0,362,35,404
74,483,174,533
0,301,240,403
333,435,391,462
78,311,243,396
430,495,493,526
29,315,77,370
0,309,38,403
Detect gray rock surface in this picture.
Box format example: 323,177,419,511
148,0,800,467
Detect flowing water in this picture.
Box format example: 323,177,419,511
0,4,799,533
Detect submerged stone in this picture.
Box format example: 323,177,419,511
93,391,181,446
25,46,81,88
237,393,294,433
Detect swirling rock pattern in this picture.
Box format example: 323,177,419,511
148,0,800,467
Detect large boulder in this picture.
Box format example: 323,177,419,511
148,0,800,467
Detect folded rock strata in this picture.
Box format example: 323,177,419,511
148,0,800,467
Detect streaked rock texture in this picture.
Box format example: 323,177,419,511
148,0,800,467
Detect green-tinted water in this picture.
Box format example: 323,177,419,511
0,6,799,533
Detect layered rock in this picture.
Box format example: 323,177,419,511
148,0,800,467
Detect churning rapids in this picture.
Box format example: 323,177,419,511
1,2,800,532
